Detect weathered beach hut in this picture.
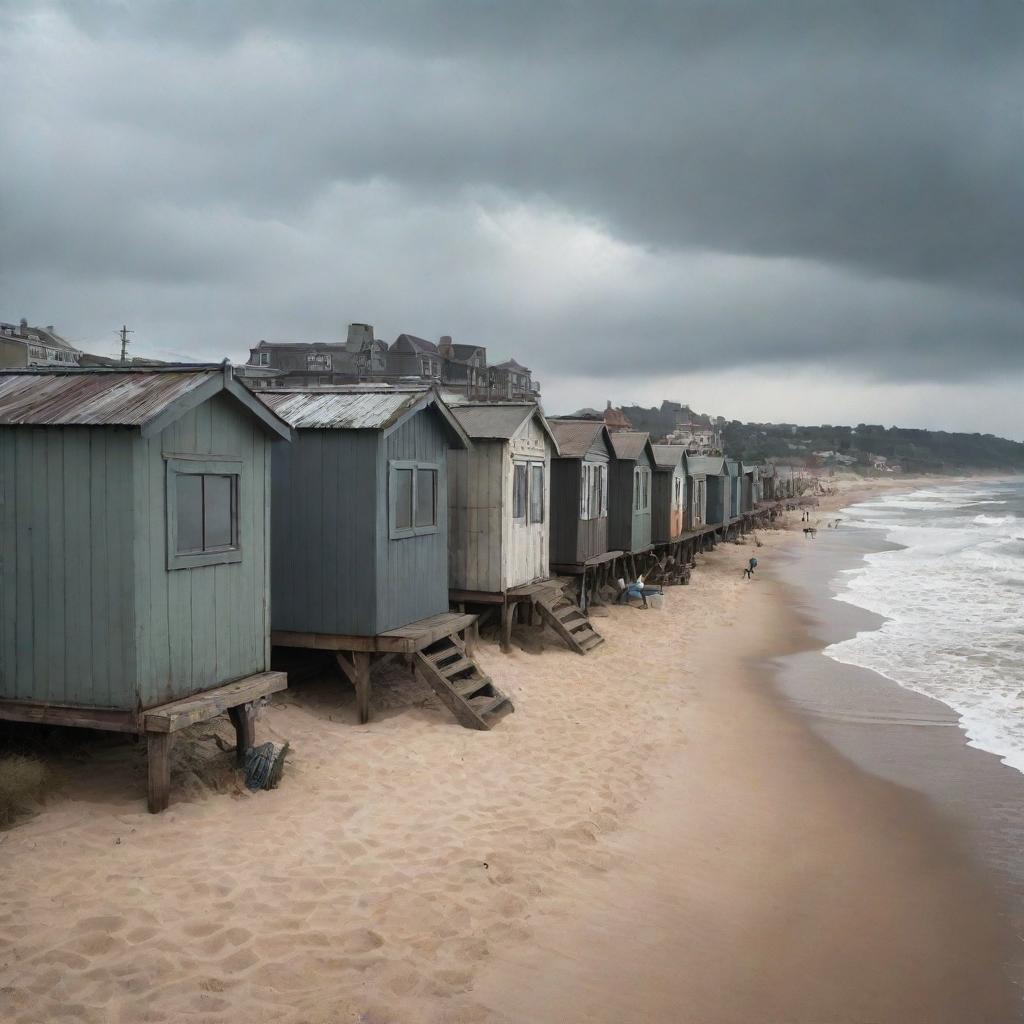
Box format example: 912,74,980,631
0,365,293,811
740,463,756,513
448,403,601,654
684,454,712,530
608,431,657,564
548,419,616,570
259,385,511,730
651,444,687,546
703,457,731,527
726,459,742,522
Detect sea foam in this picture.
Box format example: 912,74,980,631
824,482,1024,774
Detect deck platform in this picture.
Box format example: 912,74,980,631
273,612,481,726
0,670,289,814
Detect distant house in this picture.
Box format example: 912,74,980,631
0,320,80,369
603,401,633,432
0,365,294,811
243,323,538,399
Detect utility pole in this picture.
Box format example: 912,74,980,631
117,324,133,365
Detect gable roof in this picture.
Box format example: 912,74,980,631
651,444,687,472
392,333,440,355
685,455,726,476
609,430,655,464
450,402,558,452
450,343,485,362
0,365,293,440
548,419,613,459
257,385,469,447
493,358,529,371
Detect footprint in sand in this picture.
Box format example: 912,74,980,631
338,927,384,954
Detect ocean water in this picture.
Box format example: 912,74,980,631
825,480,1024,774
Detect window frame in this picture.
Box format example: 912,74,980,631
529,461,545,524
579,461,608,521
389,459,441,539
633,465,651,513
165,456,243,571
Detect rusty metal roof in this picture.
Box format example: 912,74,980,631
256,385,470,447
0,368,220,427
609,431,653,463
548,419,609,459
258,386,429,429
0,367,294,440
651,444,686,471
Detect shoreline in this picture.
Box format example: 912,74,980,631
473,535,1018,1023
0,494,1019,1022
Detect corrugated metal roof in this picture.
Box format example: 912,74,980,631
0,369,220,427
651,444,686,471
609,431,651,462
549,419,606,458
686,455,726,476
258,386,432,429
451,403,537,440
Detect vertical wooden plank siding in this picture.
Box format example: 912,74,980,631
607,455,634,553
270,428,378,636
448,439,504,593
0,426,135,709
136,394,271,708
548,458,580,565
376,410,451,632
503,417,550,589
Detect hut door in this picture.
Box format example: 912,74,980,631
509,458,547,586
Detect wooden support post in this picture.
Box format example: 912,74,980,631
500,600,514,653
336,651,373,724
227,702,256,765
147,732,172,814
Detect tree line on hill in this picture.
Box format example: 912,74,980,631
612,402,1024,474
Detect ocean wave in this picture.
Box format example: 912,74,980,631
826,480,1024,775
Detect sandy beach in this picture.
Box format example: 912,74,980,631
1,480,1020,1023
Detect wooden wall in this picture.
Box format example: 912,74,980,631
448,439,505,593
0,426,137,709
135,393,273,708
505,417,550,589
271,427,378,637
376,410,451,632
652,463,686,544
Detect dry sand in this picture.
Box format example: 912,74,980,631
0,488,1016,1023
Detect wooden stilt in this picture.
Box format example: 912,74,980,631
227,702,256,765
336,651,374,724
500,600,514,653
147,733,172,814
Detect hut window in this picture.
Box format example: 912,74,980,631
673,475,684,510
165,458,242,570
389,461,441,538
529,463,544,523
633,467,651,513
513,463,528,519
580,463,607,520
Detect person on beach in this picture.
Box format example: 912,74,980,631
744,556,758,579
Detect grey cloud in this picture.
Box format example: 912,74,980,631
1,0,1022,415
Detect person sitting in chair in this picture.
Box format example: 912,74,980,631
617,574,660,609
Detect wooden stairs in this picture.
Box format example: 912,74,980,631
535,592,605,655
413,635,513,730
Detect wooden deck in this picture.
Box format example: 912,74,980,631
272,612,478,655
273,612,482,727
550,549,624,576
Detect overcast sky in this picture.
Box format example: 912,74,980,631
2,2,1022,436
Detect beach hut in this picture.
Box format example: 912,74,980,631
651,444,688,546
259,385,511,730
704,456,731,528
684,454,712,532
448,403,601,654
740,463,756,513
608,431,657,571
0,365,294,812
726,460,742,522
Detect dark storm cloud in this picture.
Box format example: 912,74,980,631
1,0,1022,391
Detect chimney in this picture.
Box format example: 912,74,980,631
346,323,374,352
438,335,453,358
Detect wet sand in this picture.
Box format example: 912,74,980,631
0,505,1020,1023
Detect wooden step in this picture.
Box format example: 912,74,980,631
534,594,605,655
413,637,513,730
